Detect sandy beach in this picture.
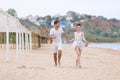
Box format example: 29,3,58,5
0,44,120,80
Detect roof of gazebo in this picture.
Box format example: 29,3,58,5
0,9,30,33
19,19,41,34
19,19,49,38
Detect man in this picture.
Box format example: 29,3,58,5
50,20,69,66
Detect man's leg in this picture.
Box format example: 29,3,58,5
53,46,58,66
58,44,62,66
58,50,62,66
53,53,57,66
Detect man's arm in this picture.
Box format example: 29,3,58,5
50,35,56,39
70,32,75,42
50,29,56,39
62,32,70,41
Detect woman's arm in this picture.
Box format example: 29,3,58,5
81,32,89,46
81,32,86,42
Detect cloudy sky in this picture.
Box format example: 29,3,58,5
1,0,120,19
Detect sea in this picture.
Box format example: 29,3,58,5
88,43,120,50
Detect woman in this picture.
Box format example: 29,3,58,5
71,24,88,68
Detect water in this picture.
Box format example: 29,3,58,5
88,43,120,50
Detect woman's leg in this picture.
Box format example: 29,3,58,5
75,47,80,67
78,48,82,68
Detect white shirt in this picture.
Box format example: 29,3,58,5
50,27,64,44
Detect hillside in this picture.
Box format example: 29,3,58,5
7,9,120,42
61,11,120,42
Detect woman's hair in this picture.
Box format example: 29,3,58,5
76,23,81,27
74,23,81,28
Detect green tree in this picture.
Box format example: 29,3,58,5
86,15,92,19
7,8,17,17
44,15,52,27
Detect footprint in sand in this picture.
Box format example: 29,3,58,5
17,65,26,69
29,67,45,70
17,65,45,70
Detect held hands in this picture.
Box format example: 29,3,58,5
66,38,70,42
66,38,74,43
69,39,74,42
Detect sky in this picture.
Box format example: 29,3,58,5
0,0,120,19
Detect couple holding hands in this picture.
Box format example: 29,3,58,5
50,20,88,68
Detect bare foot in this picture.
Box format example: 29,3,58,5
76,60,78,67
54,62,57,67
78,65,82,68
58,61,61,66
54,60,57,67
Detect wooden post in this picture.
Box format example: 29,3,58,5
35,34,37,48
19,32,22,55
16,20,19,58
29,32,32,51
25,33,29,52
33,33,35,49
6,17,9,61
3,32,6,48
25,33,26,50
6,29,9,61
38,35,40,48
0,33,1,48
10,33,12,48
25,33,27,50
4,32,6,48
1,33,3,48
10,33,13,49
16,31,19,58
22,32,24,53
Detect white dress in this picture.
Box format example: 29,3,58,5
73,32,84,49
